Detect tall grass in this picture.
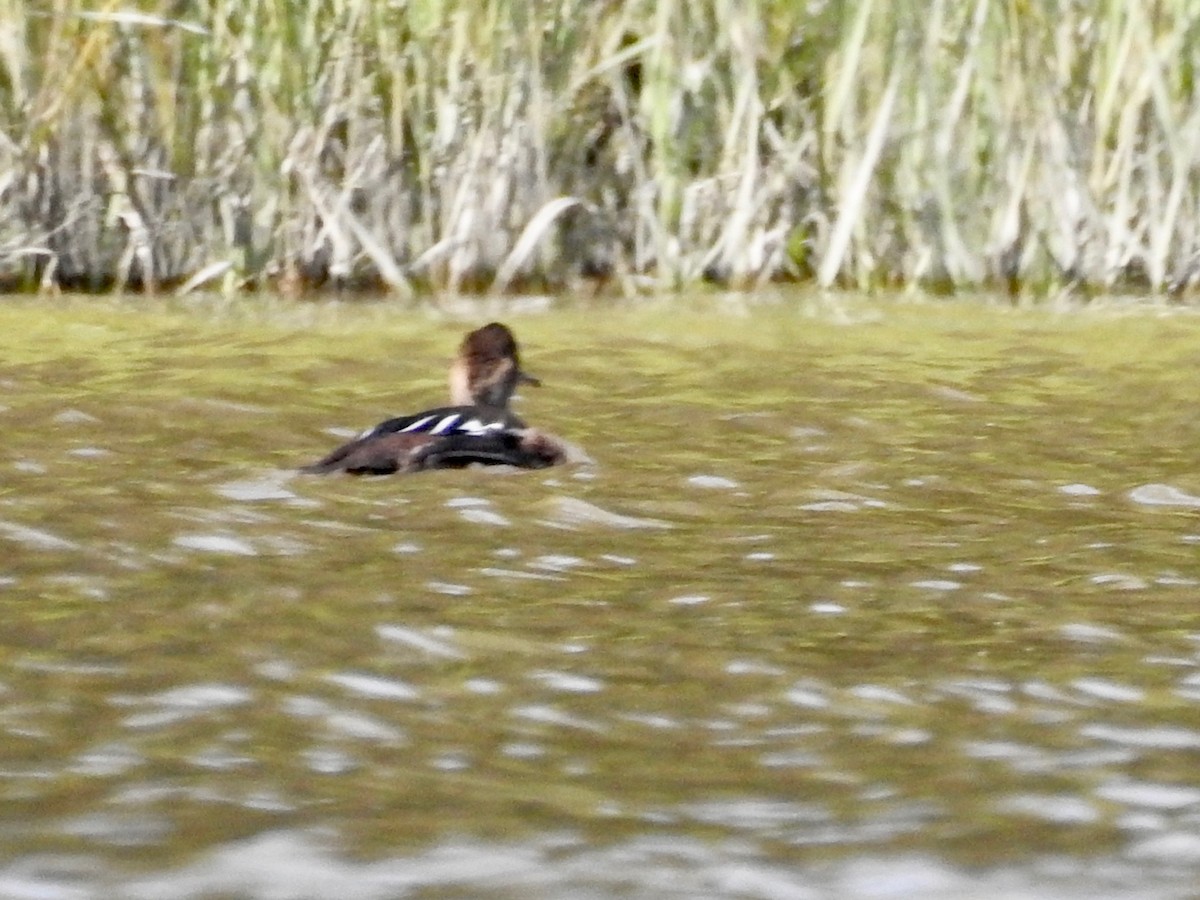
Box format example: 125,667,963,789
1,0,1199,298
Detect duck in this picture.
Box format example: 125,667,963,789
300,322,573,475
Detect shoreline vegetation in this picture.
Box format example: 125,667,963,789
2,2,1200,300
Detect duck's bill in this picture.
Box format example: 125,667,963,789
518,370,542,387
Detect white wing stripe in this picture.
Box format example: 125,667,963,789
430,414,463,435
365,412,514,439
461,418,507,435
399,415,437,433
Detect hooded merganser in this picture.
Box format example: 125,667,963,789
300,322,571,475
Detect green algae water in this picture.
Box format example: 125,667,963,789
1,295,1199,899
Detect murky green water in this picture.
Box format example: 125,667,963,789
1,295,1199,899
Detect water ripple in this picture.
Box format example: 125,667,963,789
1128,484,1200,508
1080,724,1200,750
172,533,258,555
541,497,672,530
687,474,740,489
1095,780,1200,810
529,671,604,694
376,625,464,659
324,672,420,701
0,519,79,551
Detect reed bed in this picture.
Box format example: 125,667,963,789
2,0,1199,298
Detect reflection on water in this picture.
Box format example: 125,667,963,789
1,296,1199,898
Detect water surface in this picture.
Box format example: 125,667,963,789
1,295,1199,899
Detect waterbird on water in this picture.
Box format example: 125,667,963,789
300,322,578,475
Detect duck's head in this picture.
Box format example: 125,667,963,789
448,322,541,408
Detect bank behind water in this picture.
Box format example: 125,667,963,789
7,2,1200,296
0,294,1199,898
